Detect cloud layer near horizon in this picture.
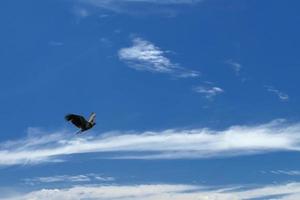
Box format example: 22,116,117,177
5,182,300,200
1,119,300,166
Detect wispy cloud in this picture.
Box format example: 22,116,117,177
81,0,203,5
270,170,300,176
24,174,114,185
226,59,242,76
265,85,289,102
5,182,300,200
193,85,224,99
48,41,64,46
76,0,203,14
118,38,199,77
2,120,300,165
72,6,91,18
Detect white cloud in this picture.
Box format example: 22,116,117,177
76,0,203,14
193,85,224,98
24,174,114,185
226,60,242,75
271,170,300,176
2,120,300,165
48,41,64,46
5,182,300,200
265,85,289,102
118,38,199,77
72,6,91,18
82,0,202,5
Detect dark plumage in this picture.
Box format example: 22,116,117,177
65,113,96,133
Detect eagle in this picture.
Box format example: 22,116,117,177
65,112,96,134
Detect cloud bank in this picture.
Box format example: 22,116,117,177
5,182,300,200
118,38,199,77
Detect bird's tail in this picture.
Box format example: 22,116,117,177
88,112,96,124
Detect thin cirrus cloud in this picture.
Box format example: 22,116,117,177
193,85,224,99
1,119,300,166
5,182,300,200
72,6,91,18
118,38,199,78
270,170,300,176
226,59,242,76
23,174,115,185
265,85,289,102
76,0,204,14
80,0,203,5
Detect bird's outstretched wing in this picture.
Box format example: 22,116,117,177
65,114,88,129
88,112,96,124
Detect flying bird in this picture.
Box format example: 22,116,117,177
65,112,96,134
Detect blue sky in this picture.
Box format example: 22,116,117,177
1,0,300,199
